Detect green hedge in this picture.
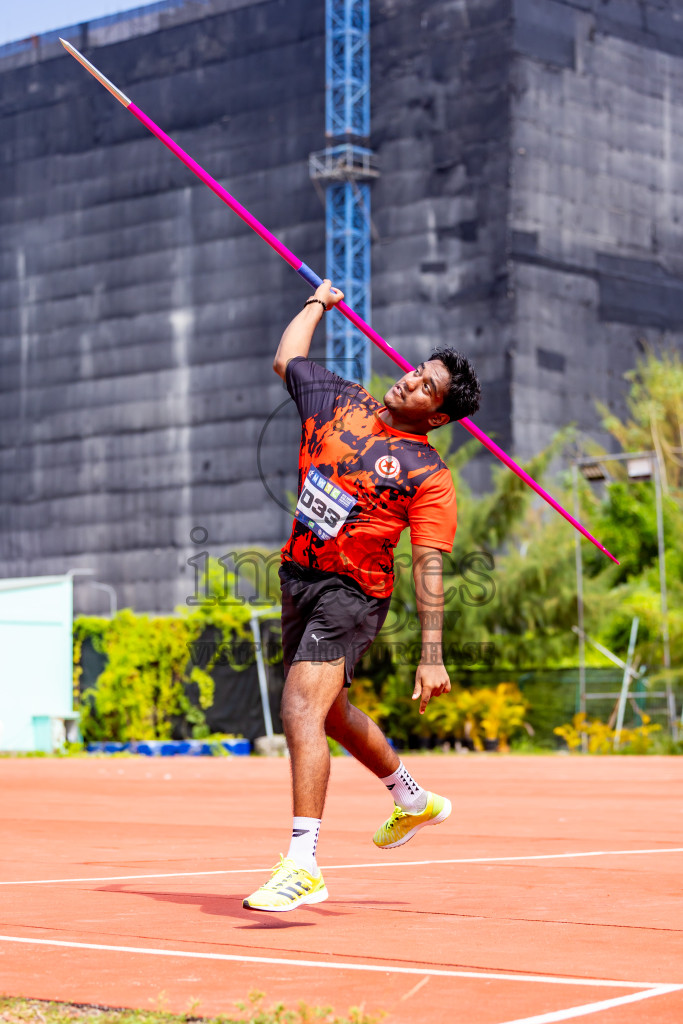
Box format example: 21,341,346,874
73,564,263,742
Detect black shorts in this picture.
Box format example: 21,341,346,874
279,561,392,688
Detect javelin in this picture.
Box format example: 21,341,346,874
60,38,618,564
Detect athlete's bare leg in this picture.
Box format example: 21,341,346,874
325,688,399,778
280,658,346,818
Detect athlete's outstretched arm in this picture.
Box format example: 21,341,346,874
273,279,344,379
411,543,452,715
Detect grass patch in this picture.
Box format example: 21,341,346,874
0,995,382,1024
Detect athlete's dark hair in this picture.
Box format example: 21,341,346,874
429,348,481,423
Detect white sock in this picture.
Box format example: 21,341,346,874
286,817,321,876
381,761,428,813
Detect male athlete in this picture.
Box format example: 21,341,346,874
243,279,481,912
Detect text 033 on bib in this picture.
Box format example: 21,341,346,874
294,467,356,541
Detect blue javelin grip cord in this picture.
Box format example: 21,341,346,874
296,262,324,288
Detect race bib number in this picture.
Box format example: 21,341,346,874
295,467,356,541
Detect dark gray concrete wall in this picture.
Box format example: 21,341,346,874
2,0,683,612
0,0,324,612
371,0,514,476
0,0,516,611
510,0,683,456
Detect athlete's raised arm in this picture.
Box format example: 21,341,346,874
273,279,344,379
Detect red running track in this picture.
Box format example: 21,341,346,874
1,755,682,1023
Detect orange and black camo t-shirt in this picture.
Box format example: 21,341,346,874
281,357,458,598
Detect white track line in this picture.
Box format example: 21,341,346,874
0,935,678,992
495,984,682,1024
2,847,679,888
2,846,682,886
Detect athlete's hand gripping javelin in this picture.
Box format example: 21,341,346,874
273,279,344,379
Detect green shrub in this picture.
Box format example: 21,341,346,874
74,563,265,743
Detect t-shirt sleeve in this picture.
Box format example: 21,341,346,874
408,467,457,551
285,356,350,423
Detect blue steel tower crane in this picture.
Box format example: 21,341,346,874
310,0,378,384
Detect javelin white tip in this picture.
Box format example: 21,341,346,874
60,36,131,108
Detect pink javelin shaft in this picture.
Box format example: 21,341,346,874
60,38,618,564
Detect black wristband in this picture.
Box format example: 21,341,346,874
304,298,327,313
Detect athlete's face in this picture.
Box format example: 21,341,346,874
383,360,451,432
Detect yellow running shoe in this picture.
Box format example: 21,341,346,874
242,856,328,912
373,792,452,850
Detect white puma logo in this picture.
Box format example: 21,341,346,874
311,633,324,644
